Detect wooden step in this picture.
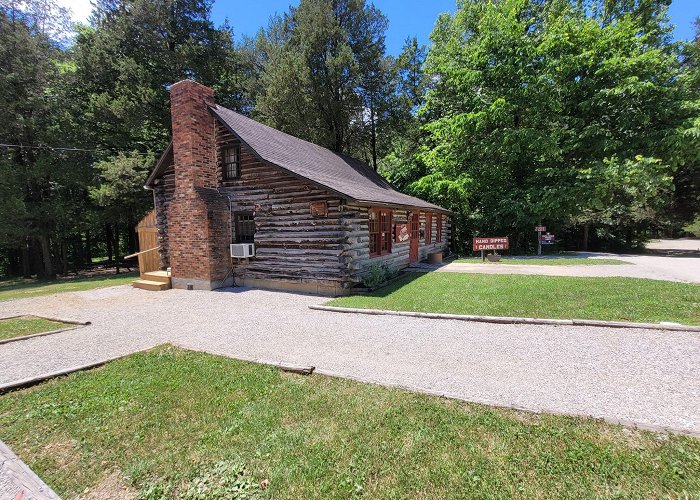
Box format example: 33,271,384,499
142,270,171,284
132,279,170,291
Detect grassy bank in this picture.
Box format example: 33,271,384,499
328,273,700,325
0,316,68,341
0,272,137,302
0,346,698,498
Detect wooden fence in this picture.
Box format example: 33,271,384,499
136,210,161,276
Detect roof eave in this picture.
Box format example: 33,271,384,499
350,198,453,215
144,140,174,188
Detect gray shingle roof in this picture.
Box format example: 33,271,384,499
210,105,448,213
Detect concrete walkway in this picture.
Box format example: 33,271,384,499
1,285,699,438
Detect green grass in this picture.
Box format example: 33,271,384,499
0,272,137,302
328,272,700,325
455,257,629,265
0,346,698,498
0,316,68,341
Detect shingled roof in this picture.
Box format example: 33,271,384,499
148,103,448,213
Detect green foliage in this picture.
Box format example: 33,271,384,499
683,216,700,237
361,262,398,289
254,0,389,154
138,460,260,499
386,0,698,252
90,151,154,224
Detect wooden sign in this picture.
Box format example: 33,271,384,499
473,237,509,251
395,223,409,242
310,201,328,217
535,225,546,232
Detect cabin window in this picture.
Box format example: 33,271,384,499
436,214,443,242
369,208,392,257
425,213,432,245
223,146,240,179
234,213,255,243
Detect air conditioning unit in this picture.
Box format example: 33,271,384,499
230,243,255,258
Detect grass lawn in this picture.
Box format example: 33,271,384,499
328,273,700,325
0,316,69,341
0,271,137,302
0,346,697,498
455,257,629,265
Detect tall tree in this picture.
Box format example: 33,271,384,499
0,0,88,278
410,0,691,252
254,0,389,155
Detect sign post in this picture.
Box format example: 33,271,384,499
473,237,510,262
535,225,546,255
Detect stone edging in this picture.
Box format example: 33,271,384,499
0,439,60,499
309,305,700,333
0,316,90,346
0,347,155,394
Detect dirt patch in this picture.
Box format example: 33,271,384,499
79,471,136,500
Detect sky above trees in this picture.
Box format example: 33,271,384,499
55,0,699,54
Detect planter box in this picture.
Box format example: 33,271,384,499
428,252,443,264
486,254,502,262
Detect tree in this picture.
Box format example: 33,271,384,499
254,0,389,155
408,0,690,252
0,0,88,278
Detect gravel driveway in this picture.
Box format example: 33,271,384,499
1,285,699,437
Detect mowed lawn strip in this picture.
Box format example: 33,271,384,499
0,346,698,498
454,257,629,265
0,272,137,302
0,316,69,341
327,273,700,325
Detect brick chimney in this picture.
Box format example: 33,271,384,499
167,80,230,290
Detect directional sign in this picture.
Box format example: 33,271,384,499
535,225,546,232
540,233,555,241
473,237,509,251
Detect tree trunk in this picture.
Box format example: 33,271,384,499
37,233,55,280
113,223,120,274
21,241,31,278
370,104,377,171
61,239,68,275
105,224,113,263
85,230,92,265
582,223,590,252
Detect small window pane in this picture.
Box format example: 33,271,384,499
224,146,240,179
235,213,254,243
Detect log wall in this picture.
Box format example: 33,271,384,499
342,204,450,285
216,123,347,286
153,162,175,269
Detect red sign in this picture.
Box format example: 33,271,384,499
473,237,509,251
540,233,555,242
535,225,546,232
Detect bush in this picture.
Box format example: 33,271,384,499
361,263,398,289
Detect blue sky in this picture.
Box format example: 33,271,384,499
59,0,699,54
210,0,699,55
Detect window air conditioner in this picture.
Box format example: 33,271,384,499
230,243,255,258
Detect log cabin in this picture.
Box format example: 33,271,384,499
143,80,450,295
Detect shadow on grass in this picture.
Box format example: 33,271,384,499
352,272,425,299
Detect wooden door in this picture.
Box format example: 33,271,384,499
136,210,160,276
409,210,420,263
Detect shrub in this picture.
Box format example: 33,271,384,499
361,263,398,289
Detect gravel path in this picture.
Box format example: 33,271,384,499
1,285,699,437
438,253,700,283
